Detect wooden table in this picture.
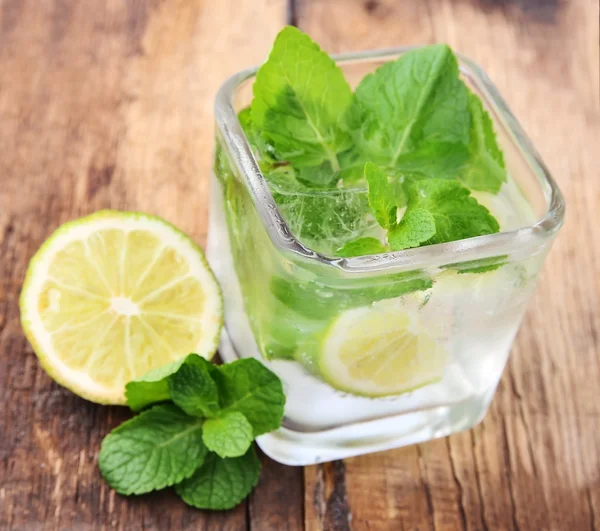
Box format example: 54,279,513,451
1,1,598,529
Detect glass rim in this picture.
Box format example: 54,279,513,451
214,46,565,273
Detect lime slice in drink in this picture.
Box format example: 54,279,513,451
318,297,446,397
20,211,223,405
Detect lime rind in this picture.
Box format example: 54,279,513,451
20,210,223,405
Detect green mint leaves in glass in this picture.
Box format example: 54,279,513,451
248,27,506,258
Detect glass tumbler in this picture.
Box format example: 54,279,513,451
206,48,565,465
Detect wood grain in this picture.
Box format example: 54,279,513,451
1,0,598,529
0,0,296,529
297,0,600,529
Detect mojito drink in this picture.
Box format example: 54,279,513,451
207,28,564,464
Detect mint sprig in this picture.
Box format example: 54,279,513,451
388,178,499,250
360,163,498,252
249,27,508,258
405,179,500,244
99,355,285,511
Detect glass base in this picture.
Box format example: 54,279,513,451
218,328,494,466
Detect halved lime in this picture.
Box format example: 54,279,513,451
318,297,446,397
20,211,223,404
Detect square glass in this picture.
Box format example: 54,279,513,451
206,47,565,465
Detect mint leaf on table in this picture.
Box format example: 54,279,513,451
457,91,507,193
175,447,261,511
100,357,286,510
346,44,470,177
388,208,437,251
210,358,285,436
401,179,499,246
251,26,353,170
202,411,254,458
125,358,188,411
364,162,397,229
99,404,206,495
336,237,388,257
168,357,220,418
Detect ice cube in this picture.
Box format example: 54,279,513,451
265,167,379,255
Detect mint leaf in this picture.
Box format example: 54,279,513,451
168,355,220,418
202,411,254,458
258,299,322,360
347,45,470,176
238,107,279,164
294,147,370,187
336,237,387,257
99,404,206,495
252,26,353,169
389,143,468,181
441,254,508,274
404,179,499,245
388,169,409,208
388,208,436,250
125,358,188,411
210,358,285,436
271,271,432,321
365,162,397,229
125,354,217,414
458,92,507,193
175,447,260,510
338,147,371,183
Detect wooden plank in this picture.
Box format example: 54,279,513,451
0,0,292,529
296,0,600,529
250,450,305,531
305,461,352,531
